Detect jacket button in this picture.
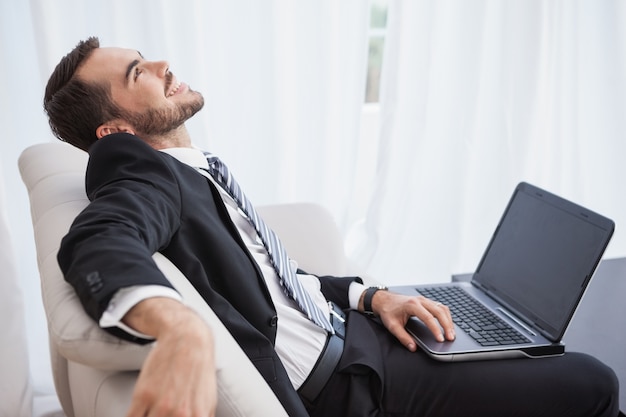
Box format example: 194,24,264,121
85,271,103,293
269,315,278,327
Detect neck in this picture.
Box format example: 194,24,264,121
142,125,193,150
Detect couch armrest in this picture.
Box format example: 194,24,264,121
154,253,289,417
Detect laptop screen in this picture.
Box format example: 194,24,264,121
473,182,614,341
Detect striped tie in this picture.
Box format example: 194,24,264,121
203,153,333,333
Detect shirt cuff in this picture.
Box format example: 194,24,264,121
348,282,367,310
99,285,182,340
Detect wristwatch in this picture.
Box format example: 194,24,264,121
362,286,388,316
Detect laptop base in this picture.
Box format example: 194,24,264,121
405,315,565,362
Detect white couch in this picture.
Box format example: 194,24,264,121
13,141,354,417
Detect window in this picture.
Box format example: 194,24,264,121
365,0,389,103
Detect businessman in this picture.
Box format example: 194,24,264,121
44,37,619,417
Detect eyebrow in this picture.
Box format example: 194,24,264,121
124,51,145,85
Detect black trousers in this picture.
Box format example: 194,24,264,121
306,311,619,417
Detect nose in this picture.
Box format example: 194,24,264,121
145,60,170,78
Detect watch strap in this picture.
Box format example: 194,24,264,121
363,286,388,316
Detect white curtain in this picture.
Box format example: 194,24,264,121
354,0,626,285
29,0,370,209
1,0,368,401
3,0,626,406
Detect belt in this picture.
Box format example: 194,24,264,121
298,301,346,404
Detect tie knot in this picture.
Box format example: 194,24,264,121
203,152,219,166
203,153,226,182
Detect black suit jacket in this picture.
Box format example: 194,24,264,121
57,133,359,416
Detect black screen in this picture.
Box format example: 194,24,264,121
474,183,613,340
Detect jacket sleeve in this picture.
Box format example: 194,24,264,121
57,133,182,326
317,275,363,310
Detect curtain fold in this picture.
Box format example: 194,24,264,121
354,0,626,284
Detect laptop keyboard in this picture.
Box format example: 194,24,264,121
417,286,531,346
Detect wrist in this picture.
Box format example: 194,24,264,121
360,286,388,316
123,297,208,340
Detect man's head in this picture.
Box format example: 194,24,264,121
44,37,204,151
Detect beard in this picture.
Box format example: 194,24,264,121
118,90,205,137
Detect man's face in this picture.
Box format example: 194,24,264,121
77,47,204,137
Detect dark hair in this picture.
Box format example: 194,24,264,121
43,37,121,151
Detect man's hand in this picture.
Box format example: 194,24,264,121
361,290,456,352
122,297,217,417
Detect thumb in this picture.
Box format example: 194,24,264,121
385,321,418,352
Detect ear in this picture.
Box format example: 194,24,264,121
96,120,136,139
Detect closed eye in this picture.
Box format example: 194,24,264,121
125,57,142,86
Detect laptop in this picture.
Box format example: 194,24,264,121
392,182,614,362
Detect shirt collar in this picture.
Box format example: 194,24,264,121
159,147,209,170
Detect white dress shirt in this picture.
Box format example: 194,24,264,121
99,146,366,388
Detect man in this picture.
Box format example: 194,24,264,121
44,37,619,417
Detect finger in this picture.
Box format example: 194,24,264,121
385,320,418,352
419,310,448,342
125,398,147,417
408,298,453,342
430,302,456,341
